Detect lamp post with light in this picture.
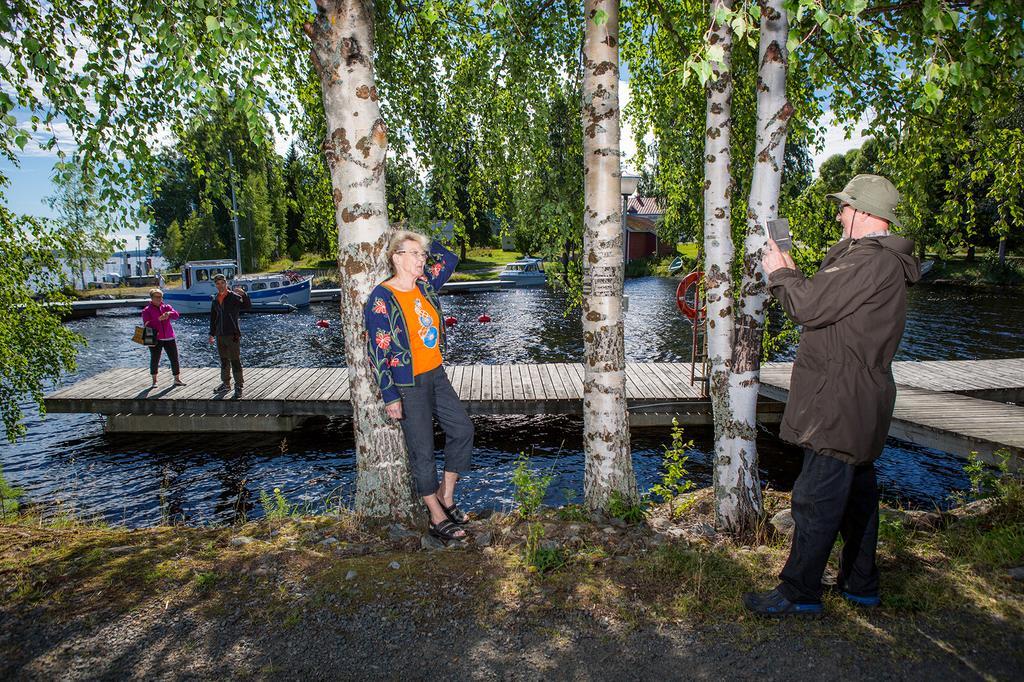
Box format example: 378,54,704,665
620,173,640,263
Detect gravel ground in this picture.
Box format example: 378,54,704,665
3,594,1022,681
3,494,1021,681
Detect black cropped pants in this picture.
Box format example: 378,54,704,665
149,339,180,376
397,366,474,496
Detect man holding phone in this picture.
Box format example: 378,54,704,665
745,174,921,618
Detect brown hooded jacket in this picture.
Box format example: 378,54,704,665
768,235,921,465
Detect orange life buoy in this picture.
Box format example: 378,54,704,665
676,270,706,321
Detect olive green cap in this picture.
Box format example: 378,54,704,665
826,174,902,227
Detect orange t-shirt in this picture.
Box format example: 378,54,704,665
384,284,442,376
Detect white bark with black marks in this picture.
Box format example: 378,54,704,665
702,0,749,532
305,0,417,521
723,0,793,532
581,0,637,511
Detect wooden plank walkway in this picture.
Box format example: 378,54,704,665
44,359,1024,463
760,360,1024,466
44,363,731,422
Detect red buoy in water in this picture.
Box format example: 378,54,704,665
316,319,330,328
444,316,457,327
478,314,491,323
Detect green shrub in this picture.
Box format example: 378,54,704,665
958,449,1023,510
557,489,589,522
649,419,697,518
608,490,647,524
511,453,553,519
0,465,24,519
980,256,1024,285
625,256,659,278
879,514,910,554
524,522,564,573
259,487,294,521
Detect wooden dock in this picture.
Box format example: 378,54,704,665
759,359,1024,467
44,363,752,427
44,360,1024,466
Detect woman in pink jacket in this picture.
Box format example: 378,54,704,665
141,289,185,387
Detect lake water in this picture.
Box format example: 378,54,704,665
3,279,1023,527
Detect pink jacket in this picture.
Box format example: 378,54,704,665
142,303,180,340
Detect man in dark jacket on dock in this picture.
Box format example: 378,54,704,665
745,174,921,618
209,273,251,398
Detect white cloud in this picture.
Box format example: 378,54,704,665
812,110,874,171
271,111,298,156
619,78,655,175
15,118,78,158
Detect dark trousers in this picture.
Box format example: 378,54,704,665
215,336,243,387
778,448,880,603
397,366,474,496
149,339,180,376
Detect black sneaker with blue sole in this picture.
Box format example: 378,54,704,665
840,591,881,607
822,582,881,607
743,588,824,619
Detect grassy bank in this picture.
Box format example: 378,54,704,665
3,471,1021,677
925,255,1024,287
447,247,520,282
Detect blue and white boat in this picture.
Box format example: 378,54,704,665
498,256,547,287
163,260,312,314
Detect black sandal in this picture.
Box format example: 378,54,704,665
429,519,466,544
436,498,468,525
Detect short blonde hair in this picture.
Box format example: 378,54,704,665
149,288,164,298
385,230,430,274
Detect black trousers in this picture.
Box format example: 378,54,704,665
215,335,244,387
149,339,180,376
777,448,880,603
397,366,474,496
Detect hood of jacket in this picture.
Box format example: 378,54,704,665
823,235,920,286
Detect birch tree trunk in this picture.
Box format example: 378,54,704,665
702,0,749,533
581,0,637,511
723,0,793,531
305,0,417,521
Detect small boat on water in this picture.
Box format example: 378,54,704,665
498,256,547,287
162,260,312,314
668,256,686,275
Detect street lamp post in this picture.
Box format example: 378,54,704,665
135,235,141,276
620,173,640,264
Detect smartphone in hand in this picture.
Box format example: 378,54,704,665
765,218,792,252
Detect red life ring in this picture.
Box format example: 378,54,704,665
676,271,706,321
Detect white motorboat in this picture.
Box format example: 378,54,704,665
162,260,312,314
498,256,547,287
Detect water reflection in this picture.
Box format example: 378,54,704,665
3,277,1023,527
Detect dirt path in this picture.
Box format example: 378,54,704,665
4,592,1020,680
2,492,1022,680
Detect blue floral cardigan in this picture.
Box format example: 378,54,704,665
363,240,459,405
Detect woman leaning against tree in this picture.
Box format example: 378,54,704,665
364,230,474,544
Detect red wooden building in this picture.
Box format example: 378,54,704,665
625,197,675,262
